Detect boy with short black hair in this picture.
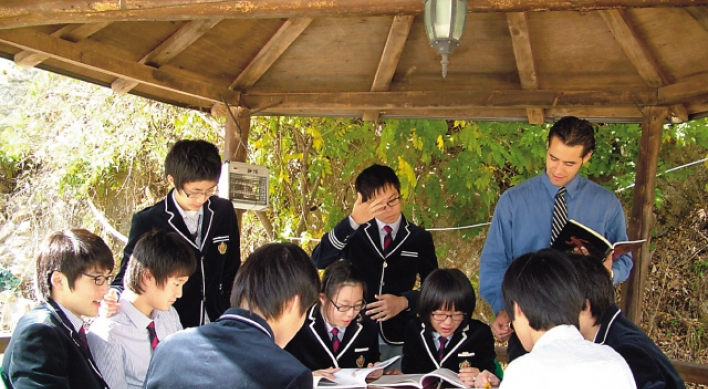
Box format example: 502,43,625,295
2,229,113,389
312,164,438,364
570,254,686,389
143,243,320,389
88,230,197,389
110,139,241,328
499,249,635,389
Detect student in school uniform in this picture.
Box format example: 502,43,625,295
2,229,113,389
286,260,380,375
402,268,499,388
107,140,240,328
88,230,197,389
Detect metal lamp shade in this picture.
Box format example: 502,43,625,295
424,0,468,77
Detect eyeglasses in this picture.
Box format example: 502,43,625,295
182,185,217,199
330,299,366,312
385,196,401,208
82,273,114,286
431,312,466,322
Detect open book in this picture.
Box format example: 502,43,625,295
368,368,470,389
551,219,645,261
314,355,400,388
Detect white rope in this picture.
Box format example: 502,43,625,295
615,157,708,193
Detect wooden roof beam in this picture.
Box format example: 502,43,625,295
14,22,110,68
599,9,688,122
686,6,708,32
112,19,222,94
0,28,240,105
3,1,708,29
506,12,544,124
363,14,415,122
229,18,313,92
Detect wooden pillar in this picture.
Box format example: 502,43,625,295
620,106,668,324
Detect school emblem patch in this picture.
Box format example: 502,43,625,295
356,355,365,368
218,242,227,255
459,360,470,370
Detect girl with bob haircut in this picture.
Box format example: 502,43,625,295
401,268,500,387
285,260,381,379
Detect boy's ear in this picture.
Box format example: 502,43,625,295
285,295,302,315
50,271,67,292
582,150,594,165
318,292,326,307
166,175,175,187
141,268,155,287
513,301,525,321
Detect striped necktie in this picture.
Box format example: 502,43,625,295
147,321,159,350
551,186,568,245
383,225,393,253
331,328,341,353
438,336,448,361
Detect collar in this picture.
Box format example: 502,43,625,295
322,311,347,336
375,215,402,234
54,300,85,332
171,190,204,221
593,304,622,344
541,171,581,200
216,307,274,339
118,290,156,330
533,324,584,350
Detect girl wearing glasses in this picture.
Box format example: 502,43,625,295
401,268,500,387
285,260,381,378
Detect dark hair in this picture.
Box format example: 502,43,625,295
320,260,367,311
36,229,114,301
355,164,401,202
502,249,583,331
164,140,222,189
125,230,198,294
417,268,476,333
547,116,596,157
567,253,614,326
230,243,320,320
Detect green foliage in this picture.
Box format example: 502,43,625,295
0,267,21,291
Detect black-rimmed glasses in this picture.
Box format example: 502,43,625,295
182,185,217,199
386,196,401,208
82,273,114,286
330,299,366,312
431,312,465,322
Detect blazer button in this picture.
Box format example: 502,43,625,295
383,262,388,268
381,281,385,286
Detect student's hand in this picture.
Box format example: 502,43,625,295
313,367,340,380
351,192,387,225
384,369,402,375
491,310,513,342
603,250,614,273
99,289,120,318
472,370,500,388
458,367,481,386
366,363,384,381
365,294,407,322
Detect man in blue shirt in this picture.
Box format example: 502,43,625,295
480,116,633,361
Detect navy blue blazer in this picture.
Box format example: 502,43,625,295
112,189,241,328
312,215,438,344
143,308,313,389
401,318,497,375
595,305,685,389
285,304,380,370
1,301,108,389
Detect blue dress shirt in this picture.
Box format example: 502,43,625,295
480,172,633,314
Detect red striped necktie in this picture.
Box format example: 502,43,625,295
383,225,393,253
147,321,159,350
331,328,341,353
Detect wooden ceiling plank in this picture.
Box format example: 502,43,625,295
686,6,708,32
229,17,313,91
365,14,414,122
0,28,240,105
14,22,110,68
506,12,545,124
112,18,222,93
599,9,688,122
4,1,708,29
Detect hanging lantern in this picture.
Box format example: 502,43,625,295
423,0,468,78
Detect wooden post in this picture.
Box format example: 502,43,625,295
620,106,668,324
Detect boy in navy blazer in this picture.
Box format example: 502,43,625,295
2,229,114,389
312,164,438,362
108,140,240,328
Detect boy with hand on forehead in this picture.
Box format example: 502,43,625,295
88,230,197,389
107,139,240,328
2,229,113,389
312,164,438,365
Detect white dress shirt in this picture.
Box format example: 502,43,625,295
500,325,636,389
87,291,183,389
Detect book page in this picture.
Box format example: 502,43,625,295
315,355,401,388
420,368,470,389
369,373,425,388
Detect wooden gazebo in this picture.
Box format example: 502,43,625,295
0,0,707,381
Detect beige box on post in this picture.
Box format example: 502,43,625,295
218,161,269,211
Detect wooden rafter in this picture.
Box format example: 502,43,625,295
363,14,415,122
599,9,688,122
506,12,544,124
14,22,111,68
3,0,708,29
112,19,222,93
686,6,708,32
0,28,240,105
229,18,313,91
